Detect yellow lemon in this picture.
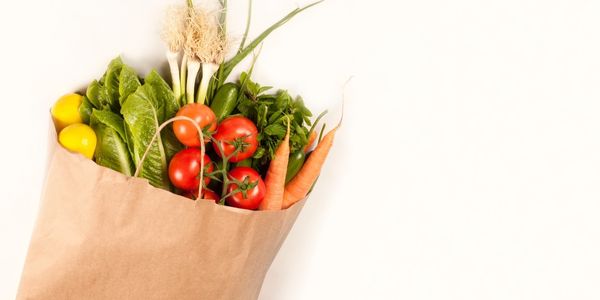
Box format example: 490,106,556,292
59,124,97,159
51,93,83,131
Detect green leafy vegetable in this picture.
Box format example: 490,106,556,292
118,65,141,105
83,57,182,191
104,58,124,109
79,96,93,124
90,109,134,176
121,70,181,190
85,57,128,113
233,72,319,173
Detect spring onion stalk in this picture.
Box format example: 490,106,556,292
221,0,323,81
186,59,200,104
166,51,181,97
238,0,252,53
197,63,219,104
179,54,188,100
220,0,228,36
161,5,186,98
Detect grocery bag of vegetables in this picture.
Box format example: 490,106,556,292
17,1,339,299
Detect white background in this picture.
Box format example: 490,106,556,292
2,0,600,299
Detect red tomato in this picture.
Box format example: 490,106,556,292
212,116,258,163
226,167,266,210
173,104,217,147
202,189,220,201
183,189,220,202
168,148,213,190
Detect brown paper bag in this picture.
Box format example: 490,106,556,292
17,125,306,300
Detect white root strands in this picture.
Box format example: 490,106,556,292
186,8,227,65
162,5,188,100
182,5,228,104
161,5,187,53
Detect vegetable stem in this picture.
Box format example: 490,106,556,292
186,60,200,104
238,0,253,53
197,63,219,105
166,50,181,97
220,0,228,38
221,0,323,80
180,54,188,101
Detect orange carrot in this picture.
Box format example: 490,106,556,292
303,130,317,153
282,126,337,208
259,123,291,210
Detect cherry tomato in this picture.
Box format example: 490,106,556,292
226,167,266,210
212,116,258,163
183,189,220,202
173,103,217,147
168,148,213,190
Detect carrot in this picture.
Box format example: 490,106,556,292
303,130,317,153
282,126,337,208
259,122,291,210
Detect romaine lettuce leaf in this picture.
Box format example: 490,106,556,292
90,109,134,176
120,70,181,190
118,65,141,106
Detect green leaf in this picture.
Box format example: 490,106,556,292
90,109,134,176
295,124,307,140
268,110,282,124
253,147,265,159
264,123,286,138
119,65,141,105
121,81,171,190
104,57,124,110
86,80,102,108
79,96,93,124
275,91,290,110
161,127,184,162
123,123,136,168
145,70,180,118
257,104,268,128
258,86,272,94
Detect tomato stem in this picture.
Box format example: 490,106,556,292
210,135,246,205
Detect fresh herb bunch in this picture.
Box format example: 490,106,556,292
233,72,324,173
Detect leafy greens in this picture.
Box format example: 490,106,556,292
83,57,182,190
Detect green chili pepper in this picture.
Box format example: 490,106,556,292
285,150,306,183
210,83,239,121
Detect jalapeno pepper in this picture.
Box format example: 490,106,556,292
285,150,306,183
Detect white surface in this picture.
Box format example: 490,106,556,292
2,0,600,299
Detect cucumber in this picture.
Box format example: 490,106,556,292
210,83,239,121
